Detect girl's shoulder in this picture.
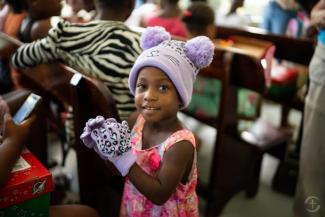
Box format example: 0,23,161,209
163,128,196,152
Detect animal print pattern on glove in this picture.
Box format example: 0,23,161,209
80,116,105,150
90,118,132,160
80,116,136,176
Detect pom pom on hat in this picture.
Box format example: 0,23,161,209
140,26,171,50
185,36,214,69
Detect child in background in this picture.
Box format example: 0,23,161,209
4,0,62,90
182,2,259,120
11,0,141,121
181,2,221,119
182,2,216,39
5,0,62,42
80,26,214,216
62,0,96,23
125,0,159,27
146,0,188,37
216,0,251,28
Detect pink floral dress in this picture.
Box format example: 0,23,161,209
120,115,199,217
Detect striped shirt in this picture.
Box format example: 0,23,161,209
11,19,142,120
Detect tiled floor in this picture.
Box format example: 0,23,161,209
48,100,302,217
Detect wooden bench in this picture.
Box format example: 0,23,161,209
216,25,315,155
69,70,123,217
16,63,125,216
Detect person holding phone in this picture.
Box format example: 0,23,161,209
0,97,100,217
0,113,34,188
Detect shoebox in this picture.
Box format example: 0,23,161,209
0,149,53,217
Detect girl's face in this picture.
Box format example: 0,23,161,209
134,67,181,123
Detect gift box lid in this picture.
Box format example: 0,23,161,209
0,149,53,209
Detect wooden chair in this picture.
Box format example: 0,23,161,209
216,25,314,120
182,46,292,217
69,71,123,217
16,63,124,214
216,24,315,167
16,63,75,168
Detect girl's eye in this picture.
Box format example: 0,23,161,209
136,83,146,90
159,85,168,92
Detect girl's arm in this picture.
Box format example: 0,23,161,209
0,114,35,189
128,140,194,205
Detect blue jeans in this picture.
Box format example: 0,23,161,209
261,1,297,35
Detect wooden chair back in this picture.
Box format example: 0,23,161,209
69,70,123,217
216,25,315,65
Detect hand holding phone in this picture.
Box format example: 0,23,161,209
13,93,42,124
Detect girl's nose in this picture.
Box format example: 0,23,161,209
144,88,157,101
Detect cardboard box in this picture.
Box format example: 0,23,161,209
0,149,53,217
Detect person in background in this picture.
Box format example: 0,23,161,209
80,26,214,216
125,0,159,27
0,101,100,217
146,0,188,37
216,0,251,28
181,2,221,120
10,0,142,121
0,3,26,93
262,0,300,35
293,1,325,216
5,0,62,43
182,2,215,40
61,0,96,23
4,0,62,90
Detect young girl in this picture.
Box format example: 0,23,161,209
80,26,214,216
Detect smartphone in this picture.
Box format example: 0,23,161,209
13,93,42,124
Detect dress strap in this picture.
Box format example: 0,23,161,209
158,129,196,158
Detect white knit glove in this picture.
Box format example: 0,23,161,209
80,116,136,176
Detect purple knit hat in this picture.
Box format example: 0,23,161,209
128,26,215,109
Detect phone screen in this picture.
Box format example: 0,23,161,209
13,93,41,124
